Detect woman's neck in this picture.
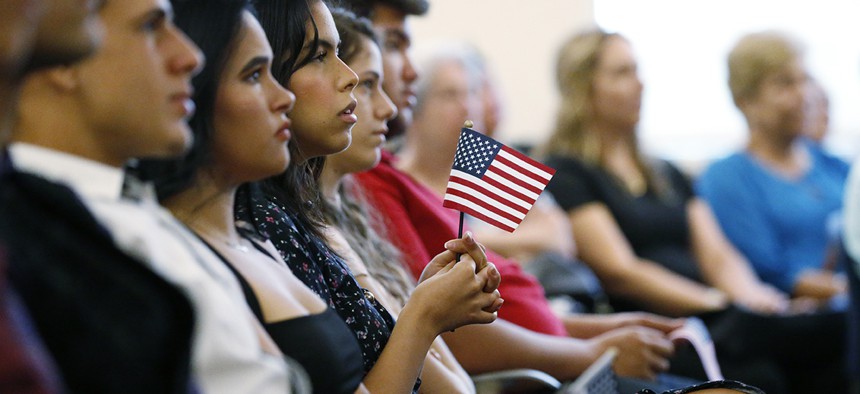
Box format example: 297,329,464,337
164,172,241,243
746,130,807,177
588,124,649,194
590,123,637,167
319,162,344,209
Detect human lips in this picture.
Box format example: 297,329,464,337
403,89,417,108
276,118,292,141
369,128,387,146
170,89,195,118
340,100,358,124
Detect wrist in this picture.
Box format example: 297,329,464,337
398,301,444,338
705,288,729,310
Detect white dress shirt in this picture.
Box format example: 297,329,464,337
9,143,291,394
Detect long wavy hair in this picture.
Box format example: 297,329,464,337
543,29,619,162
543,28,670,198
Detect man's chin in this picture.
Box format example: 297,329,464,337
152,127,194,159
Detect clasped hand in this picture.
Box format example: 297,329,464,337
412,232,503,334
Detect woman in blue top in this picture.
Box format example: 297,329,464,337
697,30,849,302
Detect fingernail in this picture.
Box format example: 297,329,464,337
489,263,499,279
465,231,474,243
444,240,454,249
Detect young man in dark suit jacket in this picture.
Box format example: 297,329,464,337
0,0,105,392
0,1,198,393
4,1,294,392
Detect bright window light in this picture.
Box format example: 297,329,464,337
595,0,860,169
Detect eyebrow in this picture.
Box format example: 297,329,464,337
319,39,338,52
361,71,381,80
135,7,169,27
301,37,338,53
240,56,270,75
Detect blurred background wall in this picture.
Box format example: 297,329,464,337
411,0,860,171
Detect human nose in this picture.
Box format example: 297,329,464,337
402,51,418,84
168,25,204,77
375,89,397,122
270,79,295,116
336,57,358,92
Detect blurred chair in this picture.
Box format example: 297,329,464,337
561,348,618,394
473,368,562,394
472,349,618,394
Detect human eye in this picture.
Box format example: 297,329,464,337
141,12,167,32
384,38,401,51
313,50,328,63
246,69,263,83
360,78,376,89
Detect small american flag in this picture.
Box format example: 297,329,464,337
443,128,556,232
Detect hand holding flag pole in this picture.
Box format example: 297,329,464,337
444,120,556,245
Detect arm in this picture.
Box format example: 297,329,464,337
361,249,501,394
570,203,727,316
687,199,789,313
329,228,481,394
792,270,847,300
561,312,684,340
418,339,476,394
441,317,674,381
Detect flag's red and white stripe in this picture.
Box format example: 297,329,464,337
443,144,555,232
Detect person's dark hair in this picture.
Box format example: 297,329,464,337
333,0,428,19
256,0,330,239
255,0,321,84
330,7,378,64
132,0,250,200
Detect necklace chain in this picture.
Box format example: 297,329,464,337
194,227,250,254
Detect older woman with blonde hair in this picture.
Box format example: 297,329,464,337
698,31,849,302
